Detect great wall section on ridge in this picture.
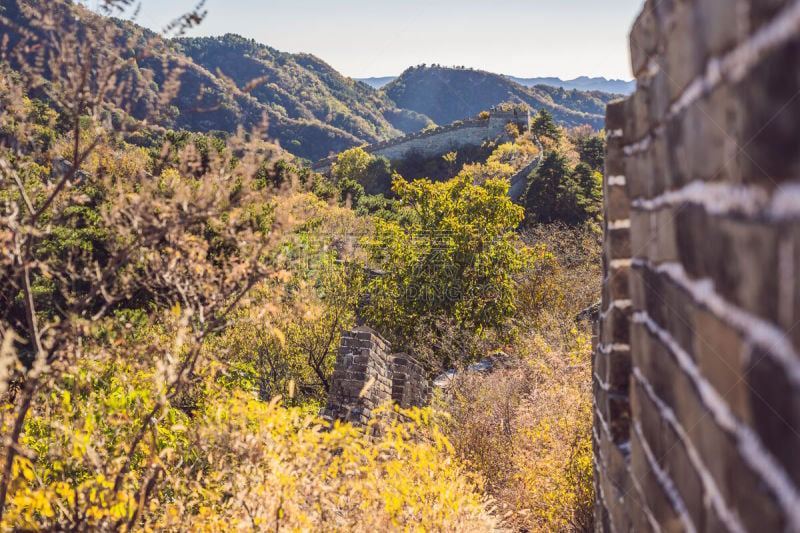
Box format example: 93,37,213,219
595,0,800,531
311,105,531,174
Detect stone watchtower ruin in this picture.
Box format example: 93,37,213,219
594,1,800,531
322,327,429,426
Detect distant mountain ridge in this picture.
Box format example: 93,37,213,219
505,75,635,95
358,74,635,95
382,66,615,130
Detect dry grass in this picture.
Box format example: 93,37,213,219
435,223,601,532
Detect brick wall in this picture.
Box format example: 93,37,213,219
311,106,529,173
322,327,429,427
595,1,800,531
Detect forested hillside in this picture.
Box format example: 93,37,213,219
384,65,614,129
174,35,433,140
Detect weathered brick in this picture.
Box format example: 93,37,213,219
675,202,709,279
629,429,685,532
651,130,672,193
633,380,706,529
692,306,749,422
630,0,659,77
605,226,632,261
737,33,800,185
645,329,788,533
597,416,633,491
642,265,668,329
609,394,632,444
606,184,630,221
711,217,779,324
606,135,626,177
606,346,632,394
662,424,705,529
596,383,611,430
702,501,733,533
594,348,608,385
683,85,740,184
606,98,628,131
649,63,670,126
630,263,647,310
630,208,652,260
748,0,791,30
622,96,639,147
606,262,631,302
746,343,800,489
652,207,679,264
665,0,705,103
698,0,748,55
599,1,800,529
601,304,632,347
626,489,657,533
631,379,670,464
600,467,633,533
631,82,654,142
666,106,691,188
657,275,693,357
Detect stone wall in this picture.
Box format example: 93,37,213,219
312,106,529,173
322,327,429,427
595,1,800,531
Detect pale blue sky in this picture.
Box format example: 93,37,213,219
93,0,644,80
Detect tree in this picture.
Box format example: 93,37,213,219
364,174,530,348
331,147,393,196
531,108,561,142
577,134,606,171
522,152,602,226
332,147,372,185
572,162,603,205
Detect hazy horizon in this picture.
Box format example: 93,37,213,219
86,0,644,81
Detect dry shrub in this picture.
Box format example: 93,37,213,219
517,222,602,336
436,223,600,532
437,329,593,532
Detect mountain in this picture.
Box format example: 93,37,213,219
174,36,433,144
356,76,397,89
506,75,635,95
0,1,618,162
363,75,635,95
384,65,614,130
0,2,431,161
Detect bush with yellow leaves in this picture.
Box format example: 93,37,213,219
2,344,496,531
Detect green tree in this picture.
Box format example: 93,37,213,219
364,155,393,194
332,147,393,196
577,134,606,171
572,162,602,204
332,147,372,185
365,174,529,347
523,153,602,226
531,108,561,142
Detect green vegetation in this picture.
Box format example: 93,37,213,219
0,2,606,531
532,108,562,142
331,147,394,196
364,174,530,352
523,152,602,225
